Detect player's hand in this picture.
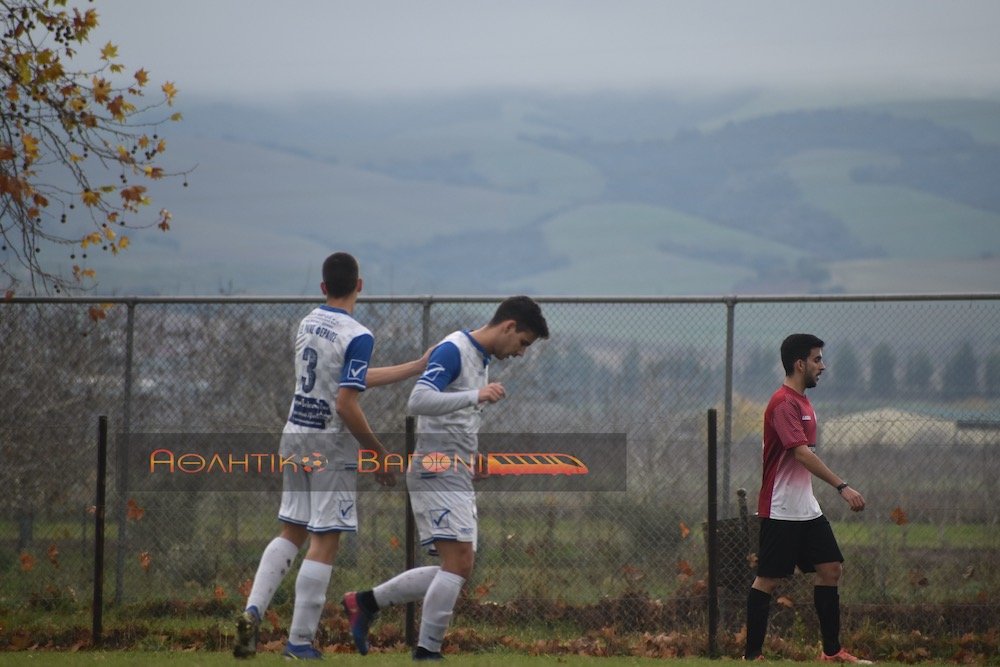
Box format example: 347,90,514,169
418,346,434,369
841,486,865,512
478,383,506,404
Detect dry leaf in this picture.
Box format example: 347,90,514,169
47,543,60,568
126,498,145,521
19,552,36,572
238,578,253,599
388,535,401,550
679,521,691,539
890,506,909,526
214,585,226,601
676,559,694,577
138,551,152,572
265,609,282,631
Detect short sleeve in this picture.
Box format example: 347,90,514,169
771,398,810,449
416,341,462,391
340,332,374,390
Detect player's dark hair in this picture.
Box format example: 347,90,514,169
780,333,825,376
489,296,549,339
321,252,359,298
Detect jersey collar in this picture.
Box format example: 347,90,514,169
319,305,350,315
462,329,491,366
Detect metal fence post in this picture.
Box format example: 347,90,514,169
707,408,719,658
723,297,736,519
92,415,108,647
114,299,135,604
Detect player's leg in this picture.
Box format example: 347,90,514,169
284,465,356,659
344,566,441,655
745,518,797,660
414,539,473,660
800,517,869,662
284,530,341,658
235,461,311,659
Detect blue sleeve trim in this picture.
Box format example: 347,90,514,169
417,341,462,391
340,333,374,390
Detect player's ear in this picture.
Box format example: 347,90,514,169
320,282,328,296
356,277,363,294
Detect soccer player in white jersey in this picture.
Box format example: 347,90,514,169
342,296,549,661
743,334,871,663
233,252,428,660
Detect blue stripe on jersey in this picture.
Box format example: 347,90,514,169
417,341,462,391
461,329,491,367
340,333,374,389
318,306,350,315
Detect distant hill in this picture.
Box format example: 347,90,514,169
87,90,1000,296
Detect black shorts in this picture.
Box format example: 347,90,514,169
756,515,843,578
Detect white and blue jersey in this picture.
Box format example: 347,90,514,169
411,329,490,461
284,305,373,437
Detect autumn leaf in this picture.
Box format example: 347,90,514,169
100,42,119,61
890,506,909,526
265,609,281,631
118,235,130,250
88,306,106,322
126,498,145,521
120,185,147,203
157,208,172,231
678,521,691,539
473,581,495,600
388,535,401,550
81,190,101,207
162,81,177,105
214,585,226,601
134,68,149,87
676,559,694,577
92,77,111,104
138,551,152,572
0,145,15,160
238,579,253,599
47,544,60,568
170,112,183,122
21,134,39,163
4,290,14,301
776,595,794,608
691,579,708,595
20,552,36,572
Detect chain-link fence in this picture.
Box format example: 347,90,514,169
2,295,998,648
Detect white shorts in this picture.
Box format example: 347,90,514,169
278,433,358,533
408,478,478,552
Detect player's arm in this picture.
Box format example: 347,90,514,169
366,346,432,388
337,388,395,487
792,446,866,512
406,342,504,416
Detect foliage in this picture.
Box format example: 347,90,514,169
0,0,186,295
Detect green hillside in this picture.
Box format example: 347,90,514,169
89,91,1000,296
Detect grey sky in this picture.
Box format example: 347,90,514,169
96,0,1000,97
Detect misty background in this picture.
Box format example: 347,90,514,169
74,1,1000,295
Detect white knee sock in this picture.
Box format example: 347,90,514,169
418,570,465,653
373,566,440,608
245,536,299,616
288,559,333,645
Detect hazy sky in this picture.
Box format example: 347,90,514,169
95,0,1000,98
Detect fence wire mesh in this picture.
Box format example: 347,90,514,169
1,295,998,645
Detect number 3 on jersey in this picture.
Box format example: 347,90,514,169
301,346,318,393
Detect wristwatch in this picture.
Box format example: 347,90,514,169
836,482,849,493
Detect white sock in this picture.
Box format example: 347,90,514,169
418,570,465,653
373,566,440,608
288,559,333,645
245,536,299,616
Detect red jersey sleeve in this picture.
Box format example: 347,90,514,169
771,398,810,449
